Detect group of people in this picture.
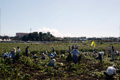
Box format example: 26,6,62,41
27,46,57,67
108,45,119,61
68,45,118,78
93,50,104,63
92,45,120,63
3,46,21,63
2,44,119,78
2,45,80,66
103,45,120,78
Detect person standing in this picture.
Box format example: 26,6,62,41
72,45,74,50
25,46,29,57
66,46,72,62
17,46,21,53
108,45,111,57
68,46,71,54
52,47,55,52
111,46,115,61
10,48,16,64
75,45,78,50
71,48,80,64
16,46,21,60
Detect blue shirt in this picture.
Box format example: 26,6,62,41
3,53,7,57
10,51,16,58
71,49,80,56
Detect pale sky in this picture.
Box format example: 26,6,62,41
0,0,120,37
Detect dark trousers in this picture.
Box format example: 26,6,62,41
12,57,16,64
73,55,78,64
108,50,111,57
104,72,113,78
26,53,28,57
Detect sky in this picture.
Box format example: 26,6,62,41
0,0,120,37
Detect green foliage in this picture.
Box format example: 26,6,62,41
21,74,30,80
21,31,55,41
0,42,120,79
60,50,66,54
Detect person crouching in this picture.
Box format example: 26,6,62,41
3,52,8,59
48,57,56,67
104,65,116,78
98,52,104,63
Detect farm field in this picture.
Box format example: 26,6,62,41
0,42,120,80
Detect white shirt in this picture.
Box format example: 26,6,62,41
84,52,88,55
34,54,37,57
116,51,119,54
49,59,56,64
99,52,104,55
17,49,21,53
106,66,116,76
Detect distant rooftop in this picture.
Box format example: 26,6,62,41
16,32,29,38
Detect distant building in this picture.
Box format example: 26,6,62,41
87,37,97,40
81,37,87,41
118,37,120,40
16,33,29,38
63,37,87,41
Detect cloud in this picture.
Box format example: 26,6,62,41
64,33,73,37
39,27,72,37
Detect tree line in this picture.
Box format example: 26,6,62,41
21,32,56,41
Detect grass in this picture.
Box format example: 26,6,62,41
0,42,120,80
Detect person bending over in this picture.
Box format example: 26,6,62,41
104,65,116,78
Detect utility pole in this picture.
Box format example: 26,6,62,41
0,8,1,36
119,26,120,38
117,26,120,43
30,28,32,33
